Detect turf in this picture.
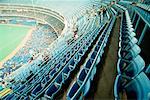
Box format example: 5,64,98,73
0,24,31,61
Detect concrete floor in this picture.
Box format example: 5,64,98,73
85,16,120,100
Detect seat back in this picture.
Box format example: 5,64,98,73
125,72,150,100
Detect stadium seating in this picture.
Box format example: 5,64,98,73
0,1,149,100
1,3,117,99
67,8,117,99
34,16,102,99
118,1,150,25
1,24,57,82
2,13,101,99
114,72,150,100
114,4,150,100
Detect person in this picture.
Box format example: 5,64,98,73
73,25,78,40
1,81,6,88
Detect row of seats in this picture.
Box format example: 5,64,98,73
114,4,150,100
118,1,150,26
31,18,101,99
67,12,116,99
118,0,150,78
119,1,150,12
42,21,104,99
137,3,150,12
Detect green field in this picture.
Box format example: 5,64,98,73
0,24,31,61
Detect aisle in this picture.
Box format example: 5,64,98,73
86,16,121,99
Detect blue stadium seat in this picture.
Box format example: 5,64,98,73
118,44,141,60
78,69,87,82
70,59,75,67
125,72,150,100
119,37,138,50
91,51,97,59
114,73,150,100
31,84,43,97
74,54,80,61
44,83,60,99
67,82,80,99
122,55,145,78
50,69,57,77
85,59,93,69
120,33,136,43
55,74,63,84
63,66,71,75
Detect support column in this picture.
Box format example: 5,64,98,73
134,17,140,32
138,24,148,45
